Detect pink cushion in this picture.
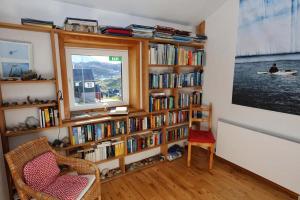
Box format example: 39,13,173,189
23,151,60,191
43,175,89,200
188,128,216,143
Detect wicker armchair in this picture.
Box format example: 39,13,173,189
5,137,101,200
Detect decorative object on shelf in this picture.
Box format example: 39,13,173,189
0,40,33,79
64,17,98,33
1,97,56,107
21,18,54,28
52,137,69,148
20,70,37,80
25,116,39,129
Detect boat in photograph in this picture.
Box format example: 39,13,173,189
257,70,298,75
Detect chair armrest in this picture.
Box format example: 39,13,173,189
15,179,56,200
52,150,100,180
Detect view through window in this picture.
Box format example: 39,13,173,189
71,55,123,106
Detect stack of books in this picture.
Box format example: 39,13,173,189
166,126,189,142
100,26,132,37
127,131,163,154
168,110,189,125
64,17,98,33
178,91,202,108
129,116,151,133
81,140,124,162
149,43,176,65
21,18,54,28
149,73,177,89
70,120,126,145
177,72,202,88
193,34,208,43
127,24,154,38
173,30,193,43
39,106,58,128
154,25,175,41
149,93,175,112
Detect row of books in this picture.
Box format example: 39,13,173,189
177,48,206,66
151,114,166,128
70,120,127,145
166,126,189,142
129,116,151,133
149,72,202,89
178,92,202,108
39,106,58,128
81,140,124,162
149,94,175,112
127,131,163,154
149,44,206,65
168,110,189,125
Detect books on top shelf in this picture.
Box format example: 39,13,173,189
149,43,206,65
178,91,202,108
127,24,154,38
100,26,132,37
149,93,174,112
79,140,124,162
70,120,126,145
127,130,163,154
168,110,189,125
39,106,58,128
21,18,54,28
166,126,189,142
64,17,98,33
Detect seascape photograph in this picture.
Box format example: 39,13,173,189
232,0,300,115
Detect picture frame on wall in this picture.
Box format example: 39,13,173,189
0,40,33,79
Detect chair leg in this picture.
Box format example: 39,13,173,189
187,143,192,167
209,144,215,170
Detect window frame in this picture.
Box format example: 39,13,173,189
65,47,129,111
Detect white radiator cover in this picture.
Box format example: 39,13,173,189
216,120,300,194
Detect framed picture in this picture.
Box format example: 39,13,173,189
0,40,33,79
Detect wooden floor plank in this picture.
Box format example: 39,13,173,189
102,148,296,200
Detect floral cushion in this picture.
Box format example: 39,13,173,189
43,175,89,200
23,151,60,191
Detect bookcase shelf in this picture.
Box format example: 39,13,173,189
0,79,56,84
94,155,124,165
128,127,162,136
166,137,188,145
149,86,202,92
126,144,162,156
0,102,57,111
4,126,59,137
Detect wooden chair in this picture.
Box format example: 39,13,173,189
187,101,216,170
5,137,101,200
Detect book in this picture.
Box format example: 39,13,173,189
21,18,54,28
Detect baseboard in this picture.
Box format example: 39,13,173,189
215,155,299,199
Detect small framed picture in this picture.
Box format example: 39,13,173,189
0,40,33,79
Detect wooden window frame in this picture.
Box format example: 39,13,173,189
58,32,141,120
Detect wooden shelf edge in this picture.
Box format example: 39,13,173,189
4,126,59,137
126,145,162,156
0,80,56,84
94,155,124,165
166,137,188,145
0,102,57,110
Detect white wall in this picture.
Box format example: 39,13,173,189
203,0,300,143
0,1,196,199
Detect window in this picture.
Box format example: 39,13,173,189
65,48,129,111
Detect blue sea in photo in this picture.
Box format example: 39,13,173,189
232,53,300,115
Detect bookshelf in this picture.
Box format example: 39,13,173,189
0,21,206,197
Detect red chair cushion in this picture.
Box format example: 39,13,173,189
188,128,216,143
43,175,88,200
23,151,60,191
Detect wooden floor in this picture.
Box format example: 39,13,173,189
102,148,295,200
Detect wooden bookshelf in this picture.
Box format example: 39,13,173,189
0,22,207,196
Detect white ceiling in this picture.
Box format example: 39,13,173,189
53,0,227,25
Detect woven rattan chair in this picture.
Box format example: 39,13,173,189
5,137,101,200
